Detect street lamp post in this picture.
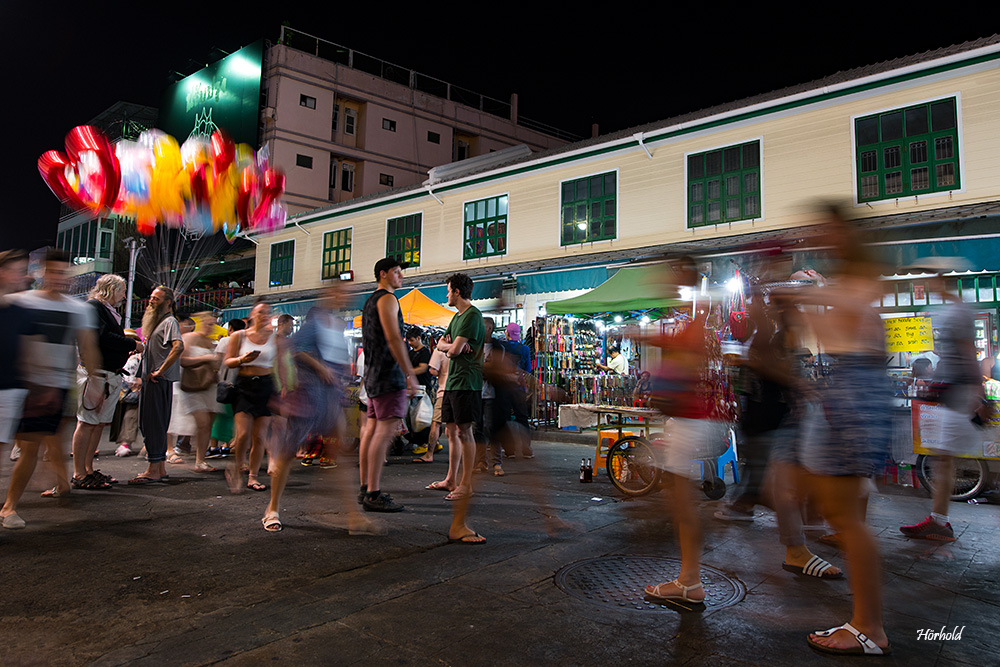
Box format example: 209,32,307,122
123,237,143,327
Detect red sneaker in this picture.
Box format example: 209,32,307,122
900,516,955,541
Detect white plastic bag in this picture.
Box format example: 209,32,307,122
408,388,433,433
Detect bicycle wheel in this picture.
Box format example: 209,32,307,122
915,454,989,501
606,436,661,497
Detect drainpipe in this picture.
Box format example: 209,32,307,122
633,132,652,159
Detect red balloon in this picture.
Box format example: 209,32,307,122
237,166,258,227
210,130,235,175
37,125,120,213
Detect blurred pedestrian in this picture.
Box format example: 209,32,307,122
1,250,99,527
773,206,892,655
643,257,711,605
179,312,221,472
900,261,979,542
0,250,33,459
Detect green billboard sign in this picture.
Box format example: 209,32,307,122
157,39,263,147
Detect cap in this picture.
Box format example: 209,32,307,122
505,322,522,340
374,257,409,280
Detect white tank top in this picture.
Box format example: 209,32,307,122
239,332,277,368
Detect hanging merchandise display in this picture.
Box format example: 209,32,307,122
727,268,750,341
532,316,643,424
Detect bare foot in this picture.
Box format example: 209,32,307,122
425,480,453,491
348,513,387,536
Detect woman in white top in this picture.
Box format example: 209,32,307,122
224,303,278,492
179,312,221,472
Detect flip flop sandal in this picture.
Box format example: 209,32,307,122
782,555,844,579
444,491,474,502
262,513,282,532
448,532,486,545
425,481,451,491
248,480,268,492
2,513,26,529
644,579,705,603
41,486,70,498
194,462,218,473
127,475,162,485
167,454,185,465
808,622,891,655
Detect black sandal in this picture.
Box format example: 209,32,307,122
75,473,112,490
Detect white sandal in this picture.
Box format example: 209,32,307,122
808,622,891,655
644,579,704,603
262,512,282,532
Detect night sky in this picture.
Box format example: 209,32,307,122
1,5,990,250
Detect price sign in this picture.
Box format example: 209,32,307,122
884,316,933,353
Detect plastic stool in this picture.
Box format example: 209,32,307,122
596,430,635,470
716,430,739,484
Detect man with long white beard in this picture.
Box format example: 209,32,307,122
130,286,183,485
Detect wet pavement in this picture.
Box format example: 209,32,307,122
1,435,998,666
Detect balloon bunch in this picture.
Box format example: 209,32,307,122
38,125,287,241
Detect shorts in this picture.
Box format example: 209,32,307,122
18,387,70,435
234,374,275,418
652,417,712,479
77,369,124,425
441,390,481,426
0,388,28,443
926,385,980,456
366,389,407,421
432,392,444,423
806,356,890,477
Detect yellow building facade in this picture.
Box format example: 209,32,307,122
247,37,1000,315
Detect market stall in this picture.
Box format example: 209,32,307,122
534,265,685,423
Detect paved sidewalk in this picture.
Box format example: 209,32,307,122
0,438,997,666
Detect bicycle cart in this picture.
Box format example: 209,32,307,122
911,398,1000,500
563,404,737,499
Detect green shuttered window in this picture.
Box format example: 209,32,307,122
321,228,352,279
855,97,959,202
386,213,421,267
464,195,508,259
560,172,616,246
687,140,760,228
269,240,295,287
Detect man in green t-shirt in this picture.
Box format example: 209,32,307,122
433,273,486,544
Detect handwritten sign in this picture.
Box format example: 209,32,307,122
884,316,933,353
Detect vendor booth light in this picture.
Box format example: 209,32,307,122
727,277,741,293
640,315,650,324
679,286,693,301
595,320,605,330
614,315,623,323
339,270,354,281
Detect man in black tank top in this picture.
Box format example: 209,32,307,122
358,258,419,512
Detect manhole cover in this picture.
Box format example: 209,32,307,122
555,556,745,611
